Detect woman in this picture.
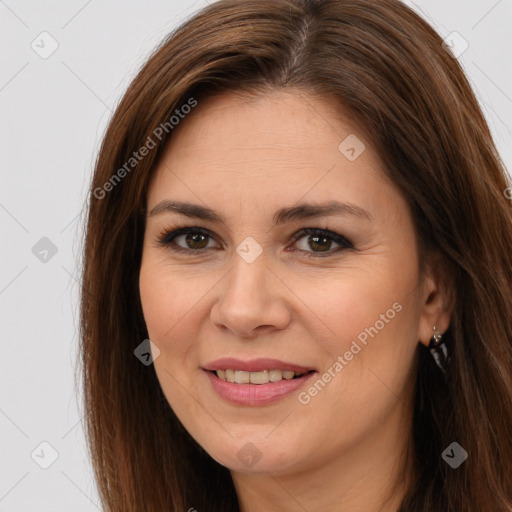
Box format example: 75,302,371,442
80,0,512,510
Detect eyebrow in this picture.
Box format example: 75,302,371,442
148,199,373,224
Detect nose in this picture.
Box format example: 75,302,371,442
210,251,292,338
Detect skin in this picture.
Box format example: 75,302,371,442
139,89,454,512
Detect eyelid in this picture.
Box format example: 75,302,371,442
155,224,354,256
290,227,354,252
157,225,216,247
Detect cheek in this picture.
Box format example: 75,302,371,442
302,261,415,350
139,262,204,412
304,261,421,410
139,261,198,354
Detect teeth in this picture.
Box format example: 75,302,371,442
215,369,307,384
235,370,250,384
250,371,269,384
282,370,295,380
269,369,283,382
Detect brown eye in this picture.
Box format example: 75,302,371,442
299,233,333,252
182,232,210,250
157,226,354,258
158,227,219,252
290,228,354,257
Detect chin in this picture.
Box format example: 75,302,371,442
200,434,304,474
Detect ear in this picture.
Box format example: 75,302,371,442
417,251,456,347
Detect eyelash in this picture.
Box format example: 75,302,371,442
155,223,355,259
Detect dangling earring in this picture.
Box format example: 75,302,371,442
429,325,449,374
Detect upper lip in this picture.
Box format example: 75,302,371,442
203,357,316,373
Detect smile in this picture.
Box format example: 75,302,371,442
214,369,310,384
202,358,317,406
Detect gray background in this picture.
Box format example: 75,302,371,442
1,0,511,510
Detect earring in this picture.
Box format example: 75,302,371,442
428,325,449,374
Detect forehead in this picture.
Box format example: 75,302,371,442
157,89,370,165
146,89,395,220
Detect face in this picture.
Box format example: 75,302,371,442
139,89,437,476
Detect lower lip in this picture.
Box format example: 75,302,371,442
204,370,317,406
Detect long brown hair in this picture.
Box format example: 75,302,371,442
79,0,512,510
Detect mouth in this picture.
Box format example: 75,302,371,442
210,368,315,384
202,358,318,406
